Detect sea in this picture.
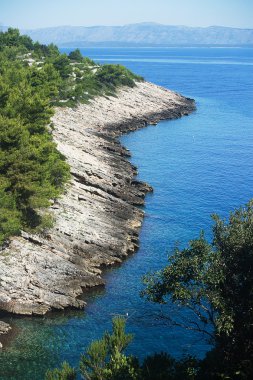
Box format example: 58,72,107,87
0,47,252,379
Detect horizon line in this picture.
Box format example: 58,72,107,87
1,22,253,31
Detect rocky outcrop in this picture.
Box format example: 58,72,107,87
0,321,11,348
0,81,195,316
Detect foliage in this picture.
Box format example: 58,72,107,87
45,362,76,380
0,179,21,245
0,28,33,50
52,54,72,79
0,29,70,243
0,100,70,241
142,200,253,379
68,49,83,62
96,64,143,89
141,352,199,380
80,316,138,380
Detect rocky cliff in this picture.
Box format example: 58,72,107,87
0,81,195,318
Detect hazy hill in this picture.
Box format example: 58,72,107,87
15,23,253,47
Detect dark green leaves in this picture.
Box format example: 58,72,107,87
0,37,70,244
142,201,253,378
45,362,76,380
80,317,135,380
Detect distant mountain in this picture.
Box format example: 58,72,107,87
3,23,253,46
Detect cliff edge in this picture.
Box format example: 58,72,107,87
0,81,195,316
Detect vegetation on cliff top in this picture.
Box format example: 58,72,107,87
0,28,143,245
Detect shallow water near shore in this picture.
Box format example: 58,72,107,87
0,47,253,379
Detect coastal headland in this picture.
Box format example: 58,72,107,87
0,82,195,327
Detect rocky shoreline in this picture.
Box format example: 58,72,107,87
0,82,195,336
0,321,11,349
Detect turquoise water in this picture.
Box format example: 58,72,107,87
0,48,253,379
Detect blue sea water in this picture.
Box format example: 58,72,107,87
0,47,252,379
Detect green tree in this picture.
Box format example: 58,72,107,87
0,28,33,52
142,200,253,379
96,64,143,89
68,49,83,62
0,38,70,243
29,63,61,100
0,178,21,245
52,54,72,79
0,28,21,48
45,362,76,380
80,317,138,380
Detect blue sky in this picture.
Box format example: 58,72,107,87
0,0,253,29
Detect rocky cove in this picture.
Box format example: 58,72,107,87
0,81,195,345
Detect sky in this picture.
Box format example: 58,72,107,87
0,0,253,29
